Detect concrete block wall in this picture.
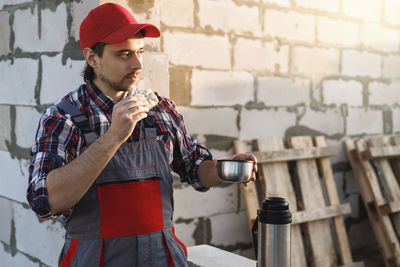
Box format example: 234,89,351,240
1,0,399,266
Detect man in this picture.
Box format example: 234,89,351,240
27,3,257,267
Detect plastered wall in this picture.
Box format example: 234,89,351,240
1,0,400,266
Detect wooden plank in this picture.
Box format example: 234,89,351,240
348,139,400,266
368,137,400,240
291,203,351,225
362,145,400,160
340,262,365,267
252,146,338,164
233,140,260,239
288,136,337,267
380,201,400,215
253,138,306,267
314,136,353,265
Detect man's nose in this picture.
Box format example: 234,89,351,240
131,53,143,69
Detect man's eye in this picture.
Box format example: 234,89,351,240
120,52,130,58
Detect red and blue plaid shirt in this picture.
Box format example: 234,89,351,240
27,81,211,220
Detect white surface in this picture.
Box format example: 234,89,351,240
187,245,256,267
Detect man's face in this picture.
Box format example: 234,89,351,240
94,34,144,93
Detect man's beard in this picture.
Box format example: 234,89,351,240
97,71,133,92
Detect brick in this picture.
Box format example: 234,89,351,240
383,55,400,79
258,77,310,106
0,59,37,105
210,211,249,246
369,81,400,105
292,46,339,76
264,10,315,44
198,0,261,36
239,108,296,139
384,0,400,26
299,108,344,135
178,107,239,137
295,0,339,12
41,54,85,104
173,183,239,219
346,107,383,135
191,70,254,106
70,0,99,41
15,106,42,149
323,79,363,106
0,105,11,151
0,11,11,56
14,3,68,52
342,50,381,78
0,247,39,267
263,0,291,7
159,0,194,28
362,23,399,52
0,151,30,203
317,17,359,47
342,0,381,22
234,38,289,72
163,32,230,69
393,108,400,133
0,197,13,245
13,202,64,267
137,52,169,98
173,218,197,247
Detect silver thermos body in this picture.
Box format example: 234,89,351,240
254,197,292,267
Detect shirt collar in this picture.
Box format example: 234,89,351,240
85,80,117,113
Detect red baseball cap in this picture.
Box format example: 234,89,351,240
79,3,160,51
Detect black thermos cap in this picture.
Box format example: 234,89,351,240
258,197,292,224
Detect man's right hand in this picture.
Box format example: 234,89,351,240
107,95,150,144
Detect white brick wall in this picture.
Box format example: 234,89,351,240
0,197,12,244
257,76,310,106
178,107,239,138
263,0,290,7
369,81,400,105
160,0,194,28
14,3,68,52
191,70,254,106
361,23,399,52
299,108,344,135
138,52,170,98
163,32,231,69
0,59,37,105
383,55,400,79
295,0,340,13
0,11,10,56
239,108,297,139
0,105,11,151
317,17,359,47
342,0,381,22
198,0,261,36
41,55,85,104
384,0,400,26
0,248,39,267
393,108,400,133
70,0,99,41
264,10,315,44
15,106,42,149
210,211,249,246
292,46,339,76
346,108,383,135
0,151,30,203
234,38,289,73
323,79,363,106
342,50,381,78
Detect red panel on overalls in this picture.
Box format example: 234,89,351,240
97,179,164,238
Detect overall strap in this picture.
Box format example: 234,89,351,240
139,111,157,141
56,101,98,146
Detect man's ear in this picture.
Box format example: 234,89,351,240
83,48,98,68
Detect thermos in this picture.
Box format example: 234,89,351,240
252,197,292,267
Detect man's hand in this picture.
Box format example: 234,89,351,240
107,95,150,144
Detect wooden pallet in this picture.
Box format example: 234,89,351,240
234,136,363,267
344,136,400,267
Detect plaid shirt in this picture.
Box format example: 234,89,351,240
27,81,211,220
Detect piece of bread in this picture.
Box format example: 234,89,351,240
130,87,158,108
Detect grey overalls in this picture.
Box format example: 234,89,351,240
56,101,188,267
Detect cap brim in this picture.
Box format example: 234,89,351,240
101,23,160,44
